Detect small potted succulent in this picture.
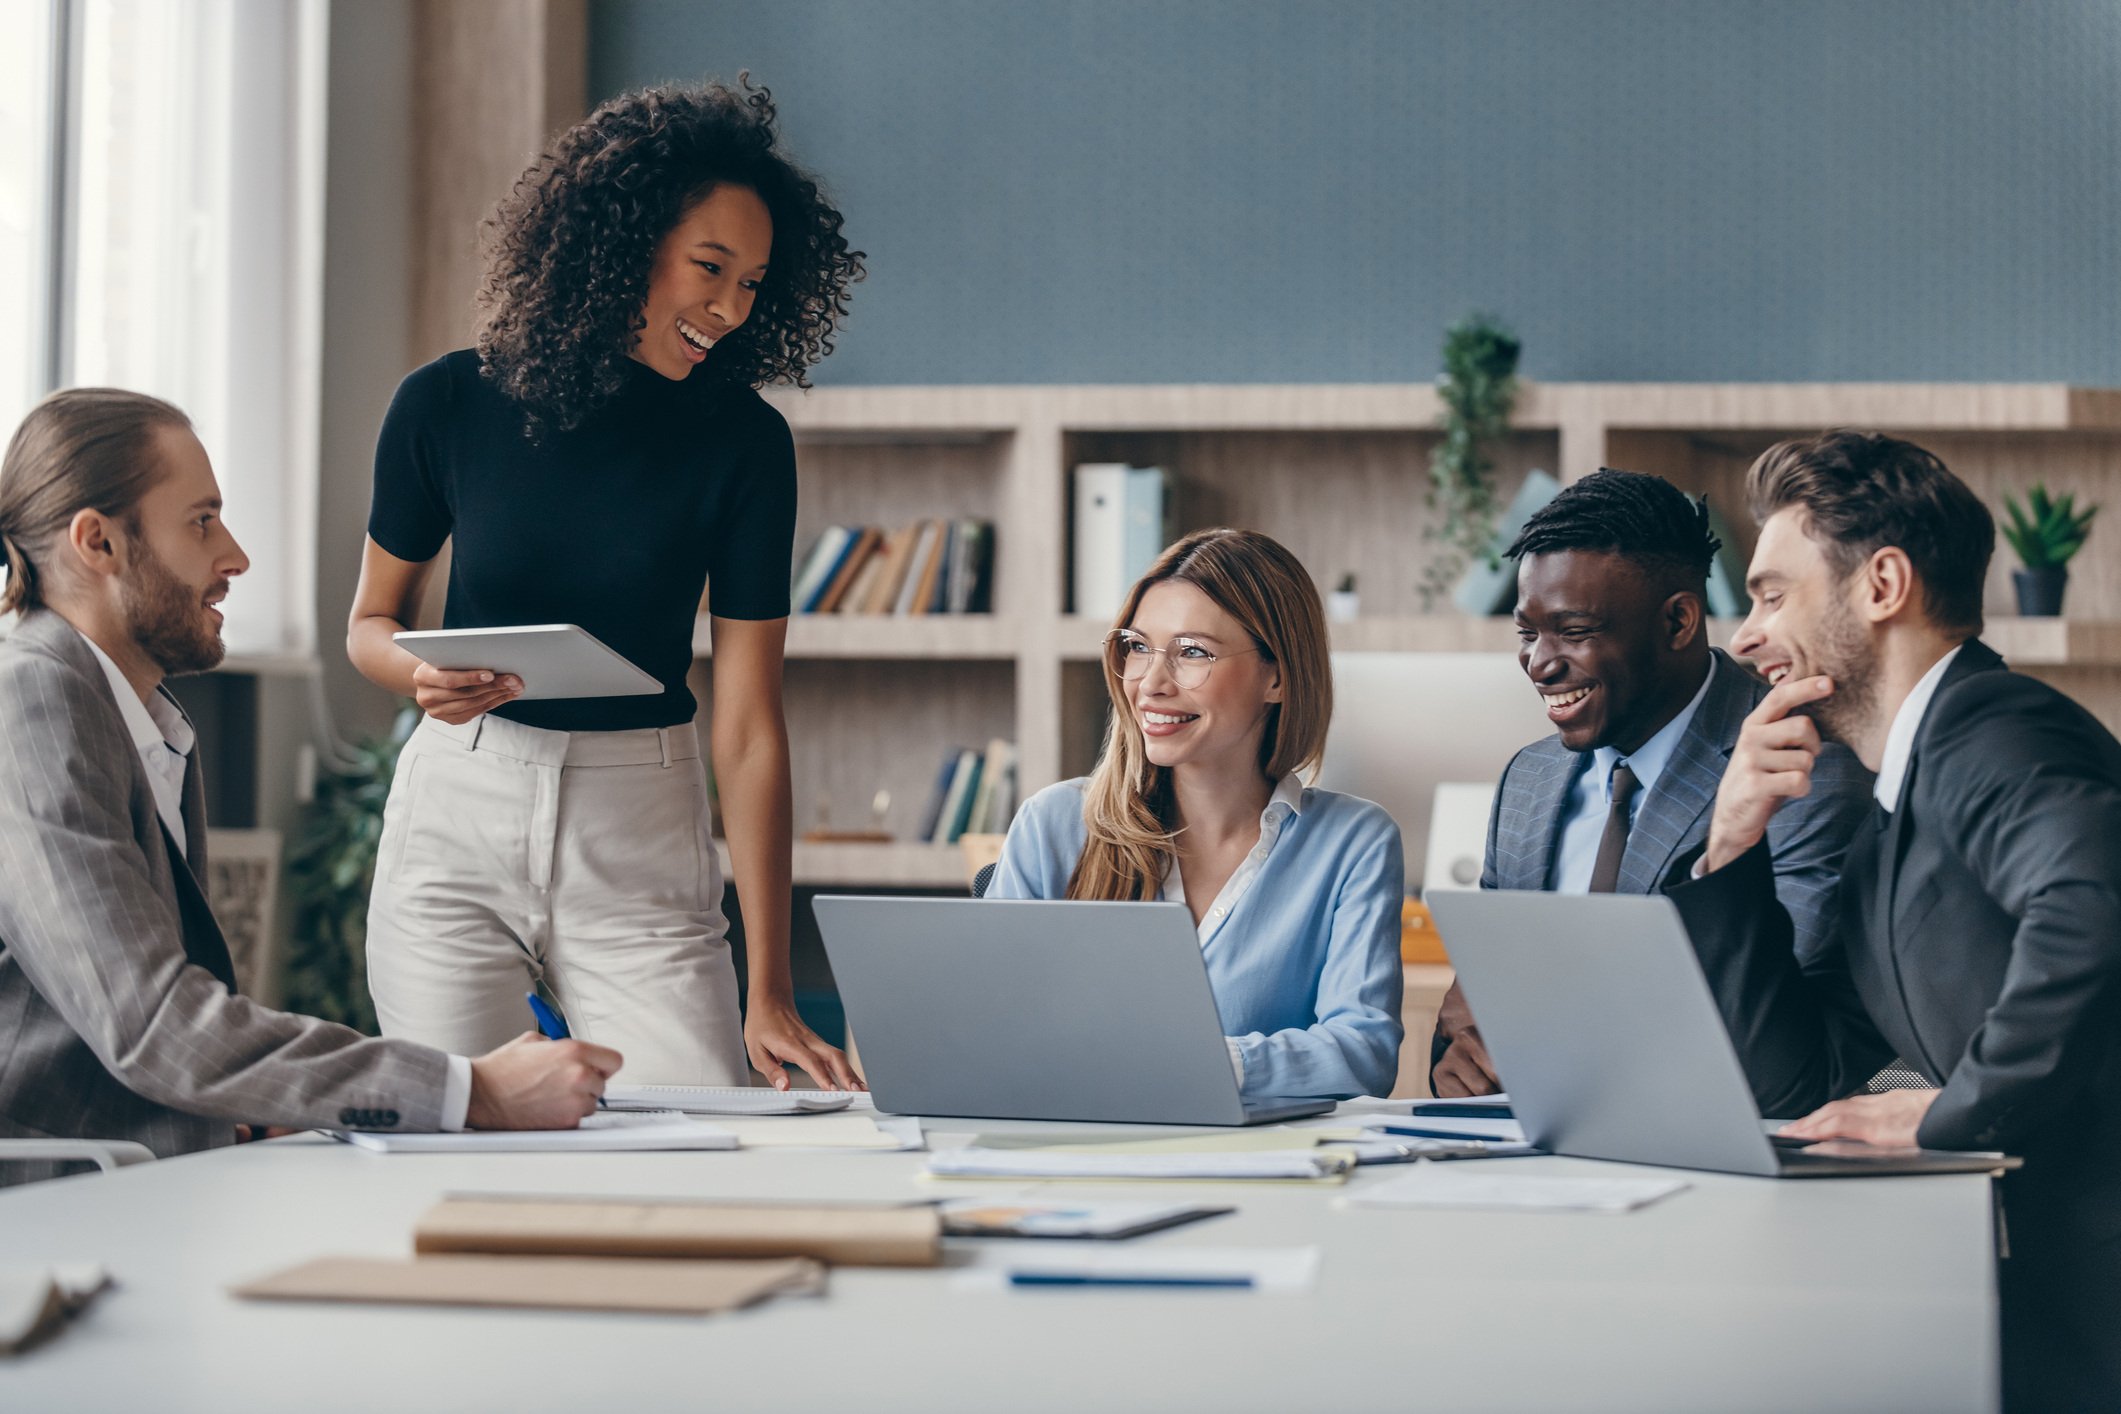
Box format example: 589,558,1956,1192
2001,485,2098,617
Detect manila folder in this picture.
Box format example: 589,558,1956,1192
231,1254,824,1316
414,1196,941,1268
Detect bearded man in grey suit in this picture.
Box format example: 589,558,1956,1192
1431,468,1873,1099
0,389,620,1185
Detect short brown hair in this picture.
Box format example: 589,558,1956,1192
1747,429,1994,635
0,388,188,614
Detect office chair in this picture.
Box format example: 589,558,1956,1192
971,862,996,898
0,1140,157,1181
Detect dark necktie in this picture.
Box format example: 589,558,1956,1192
1588,762,1641,893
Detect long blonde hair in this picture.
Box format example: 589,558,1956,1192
1067,528,1333,901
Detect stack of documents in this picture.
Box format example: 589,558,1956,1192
931,1150,1346,1181
601,1084,866,1115
326,1112,736,1153
1346,1165,1689,1213
928,1132,1350,1182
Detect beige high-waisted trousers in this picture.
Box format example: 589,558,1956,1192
365,712,748,1085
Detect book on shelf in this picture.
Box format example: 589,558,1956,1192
791,518,994,616
791,526,860,614
813,526,881,613
920,740,1019,844
1072,464,1169,619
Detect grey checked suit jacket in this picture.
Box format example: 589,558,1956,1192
0,610,449,1184
1481,649,1873,962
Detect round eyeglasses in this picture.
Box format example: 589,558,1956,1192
1103,630,1262,690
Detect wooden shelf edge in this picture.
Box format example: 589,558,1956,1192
713,838,970,889
693,614,1020,659
763,382,2121,436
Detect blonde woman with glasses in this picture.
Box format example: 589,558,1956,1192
988,528,1404,1100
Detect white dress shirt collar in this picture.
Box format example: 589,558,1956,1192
1873,644,1963,813
1162,772,1307,943
75,626,195,855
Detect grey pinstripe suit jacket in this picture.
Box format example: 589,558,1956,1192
0,611,449,1184
1481,649,1873,963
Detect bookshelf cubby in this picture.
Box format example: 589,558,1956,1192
684,383,2121,888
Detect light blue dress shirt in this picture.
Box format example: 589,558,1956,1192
1549,664,1716,893
989,778,1406,1100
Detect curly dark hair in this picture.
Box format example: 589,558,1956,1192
1506,467,1723,594
476,76,864,437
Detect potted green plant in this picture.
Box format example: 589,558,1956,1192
1422,315,1521,606
282,706,418,1032
2001,485,2097,617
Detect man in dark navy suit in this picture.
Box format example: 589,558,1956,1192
1431,469,1872,1097
1666,430,2121,1410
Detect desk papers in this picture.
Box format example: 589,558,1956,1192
416,1196,942,1267
709,1114,918,1150
928,1148,1349,1182
327,1113,737,1153
232,1254,824,1316
1346,1166,1690,1213
602,1085,861,1115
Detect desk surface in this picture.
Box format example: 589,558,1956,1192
0,1108,1997,1414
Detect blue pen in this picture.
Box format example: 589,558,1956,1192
1367,1121,1517,1143
526,990,570,1040
1009,1273,1254,1289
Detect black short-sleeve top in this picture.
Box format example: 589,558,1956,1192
368,349,795,733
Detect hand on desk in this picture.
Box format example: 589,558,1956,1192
466,1030,622,1128
745,994,866,1092
1777,1090,1938,1148
1431,980,1502,1098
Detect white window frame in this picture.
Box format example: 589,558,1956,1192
9,0,325,662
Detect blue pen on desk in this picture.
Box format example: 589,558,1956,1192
1009,1273,1254,1290
1367,1121,1518,1143
526,990,570,1040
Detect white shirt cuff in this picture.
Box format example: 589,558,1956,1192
1225,1037,1246,1087
441,1054,473,1131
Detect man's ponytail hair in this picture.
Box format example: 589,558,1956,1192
0,388,188,615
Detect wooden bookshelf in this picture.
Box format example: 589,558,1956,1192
713,838,968,890
711,383,2121,886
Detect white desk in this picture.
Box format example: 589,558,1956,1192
0,1111,1998,1413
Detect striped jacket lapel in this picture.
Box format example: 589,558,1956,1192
1616,651,1758,893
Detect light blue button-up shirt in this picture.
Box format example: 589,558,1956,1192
1549,663,1716,892
989,778,1406,1100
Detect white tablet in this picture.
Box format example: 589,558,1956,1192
392,625,662,701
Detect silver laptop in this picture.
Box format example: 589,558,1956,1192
1424,891,2017,1178
812,896,1336,1126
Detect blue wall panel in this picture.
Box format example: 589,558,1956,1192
590,1,2121,385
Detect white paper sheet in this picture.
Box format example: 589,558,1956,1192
1345,1164,1688,1213
327,1113,737,1154
602,1085,860,1115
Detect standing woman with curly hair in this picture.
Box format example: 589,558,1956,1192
347,80,864,1092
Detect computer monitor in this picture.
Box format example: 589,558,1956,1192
1316,652,1554,890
